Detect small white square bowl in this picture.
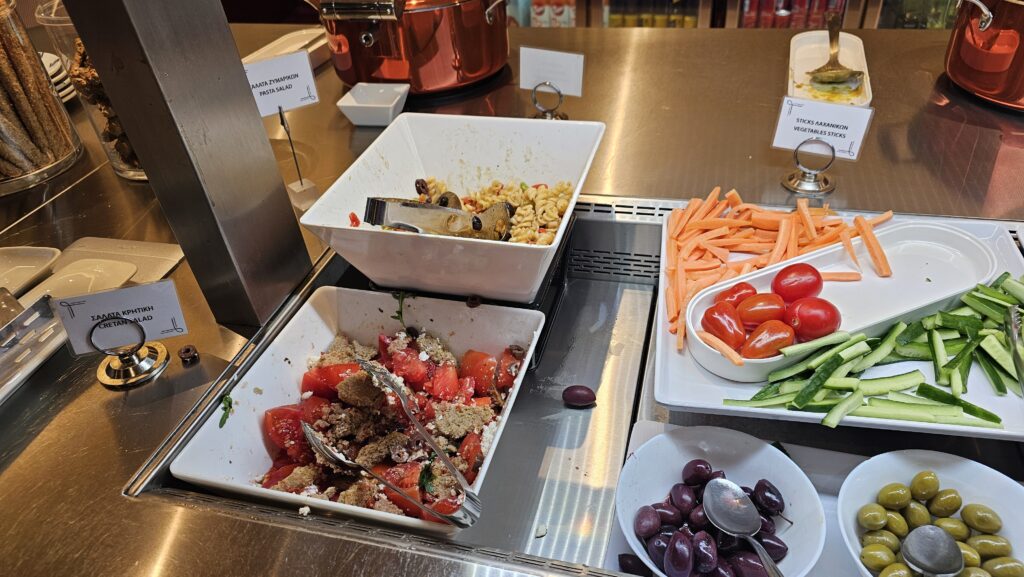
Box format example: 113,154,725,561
337,83,410,127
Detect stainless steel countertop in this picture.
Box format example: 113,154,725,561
1,24,1023,577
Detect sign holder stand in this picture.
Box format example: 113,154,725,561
280,105,318,209
531,82,568,120
90,316,169,389
781,137,837,196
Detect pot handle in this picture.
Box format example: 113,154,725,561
314,0,403,21
957,0,993,31
485,0,507,24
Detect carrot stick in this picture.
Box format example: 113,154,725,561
681,260,723,271
719,268,739,282
752,212,785,230
821,272,862,282
731,243,775,254
688,268,727,279
690,188,721,222
854,216,891,277
868,210,894,227
767,217,792,265
724,189,743,208
707,202,730,220
740,262,755,275
753,229,777,240
706,237,761,247
697,331,744,366
796,198,818,240
685,218,751,231
665,274,679,322
699,241,730,262
839,228,860,270
786,216,800,260
677,322,686,351
675,266,688,350
726,255,770,270
803,225,844,249
671,199,702,239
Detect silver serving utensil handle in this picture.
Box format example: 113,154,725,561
363,197,510,241
1004,306,1024,385
301,422,479,527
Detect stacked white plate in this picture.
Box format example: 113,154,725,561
40,52,75,104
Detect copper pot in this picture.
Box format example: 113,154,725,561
316,0,509,94
945,0,1024,110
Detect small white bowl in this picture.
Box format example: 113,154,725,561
837,450,1024,577
615,426,826,577
337,83,410,127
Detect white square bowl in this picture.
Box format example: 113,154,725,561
337,83,410,127
300,113,606,303
170,286,545,534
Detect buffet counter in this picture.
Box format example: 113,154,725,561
0,24,1022,577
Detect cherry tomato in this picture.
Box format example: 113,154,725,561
458,432,484,484
391,348,432,391
771,263,823,303
736,293,787,330
784,297,841,342
460,350,498,396
713,282,757,308
426,364,460,401
700,301,746,350
740,320,796,359
300,363,360,399
263,406,312,464
382,462,423,517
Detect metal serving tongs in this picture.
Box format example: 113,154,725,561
1003,306,1024,386
364,197,512,241
301,360,482,527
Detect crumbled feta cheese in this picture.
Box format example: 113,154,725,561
298,506,311,516
301,390,314,400
301,485,319,496
480,420,498,455
418,350,429,362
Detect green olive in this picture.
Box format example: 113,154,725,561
878,482,914,509
969,536,1015,561
962,504,1003,534
981,557,1024,577
886,509,910,539
934,517,971,541
960,542,983,568
960,569,993,577
904,500,932,530
862,530,901,552
929,488,963,517
858,503,889,530
880,563,912,577
862,544,897,572
911,470,941,501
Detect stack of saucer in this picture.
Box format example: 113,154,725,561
40,52,75,104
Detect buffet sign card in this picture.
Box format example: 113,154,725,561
520,47,585,97
243,50,319,117
772,97,874,161
53,280,188,356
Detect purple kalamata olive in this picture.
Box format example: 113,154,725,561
654,502,683,527
741,486,754,500
635,505,661,539
664,531,694,577
688,504,708,530
710,470,726,481
692,530,718,574
753,479,785,515
758,515,775,536
670,483,697,515
716,531,742,554
618,553,653,576
694,483,706,503
757,534,788,562
562,385,596,408
682,459,714,486
677,523,695,542
727,552,769,577
710,561,737,577
646,533,672,571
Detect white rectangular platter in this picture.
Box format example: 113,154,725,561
171,286,545,535
654,213,1024,441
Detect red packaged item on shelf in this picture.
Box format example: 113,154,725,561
789,0,809,28
758,0,775,27
741,0,760,28
806,0,828,28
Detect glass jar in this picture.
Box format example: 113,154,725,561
0,0,80,196
35,0,145,181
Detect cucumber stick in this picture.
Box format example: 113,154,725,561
849,406,1002,428
897,321,926,345
961,293,1005,322
1003,278,1024,304
867,397,963,417
857,370,927,396
911,329,961,343
990,272,1012,289
938,312,984,336
929,330,950,386
915,384,1002,423
853,322,907,373
975,350,1008,396
822,391,864,428
806,334,867,370
975,283,1019,305
979,334,1016,375
750,381,782,401
946,306,982,318
832,359,860,378
769,339,868,383
779,331,850,358
778,378,859,395
886,391,946,406
724,393,798,408
792,354,845,409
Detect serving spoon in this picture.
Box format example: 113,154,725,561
901,525,965,577
703,478,785,577
808,11,863,86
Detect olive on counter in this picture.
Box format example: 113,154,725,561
862,544,897,571
878,563,912,577
910,470,940,501
960,542,983,568
968,535,1014,560
963,504,1004,534
858,503,889,531
878,483,913,510
861,530,901,552
562,385,596,408
982,557,1024,577
934,517,971,542
903,500,931,530
885,510,909,539
928,488,963,518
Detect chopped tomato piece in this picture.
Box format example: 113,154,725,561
496,348,522,390
349,212,361,227
471,397,492,408
459,350,498,396
300,363,360,399
299,395,331,424
261,463,298,489
458,432,484,484
382,462,423,517
457,377,476,403
391,348,431,390
427,365,460,401
413,391,437,420
423,496,461,521
264,405,312,464
378,334,393,369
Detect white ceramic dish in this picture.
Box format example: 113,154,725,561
789,31,873,107
838,450,1024,577
242,27,330,70
337,83,410,127
300,113,606,303
0,246,60,296
171,286,546,535
18,258,136,306
685,221,998,382
615,426,826,577
655,213,1024,442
